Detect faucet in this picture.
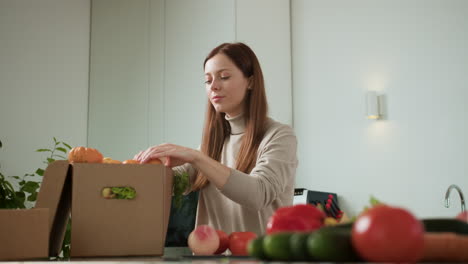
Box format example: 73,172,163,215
444,184,466,213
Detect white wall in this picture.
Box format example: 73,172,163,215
0,1,90,178
292,0,468,218
88,0,292,161
3,0,466,220
236,0,292,125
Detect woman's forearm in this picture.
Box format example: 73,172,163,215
192,149,231,189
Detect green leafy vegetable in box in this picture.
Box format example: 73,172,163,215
173,171,189,209
101,187,137,200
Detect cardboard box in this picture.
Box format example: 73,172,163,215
1,160,172,259
0,208,49,260
70,163,173,257
0,160,69,261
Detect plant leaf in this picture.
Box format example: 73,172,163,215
36,168,44,176
3,181,16,194
27,192,38,202
47,158,55,164
56,147,67,153
21,181,40,193
15,191,25,205
36,149,52,152
62,142,72,150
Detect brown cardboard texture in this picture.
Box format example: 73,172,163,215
36,160,72,257
70,163,173,257
0,160,69,261
0,208,49,260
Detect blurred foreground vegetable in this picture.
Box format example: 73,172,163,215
351,204,424,262
188,225,219,255
266,204,325,234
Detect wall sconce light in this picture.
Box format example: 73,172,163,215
366,91,380,119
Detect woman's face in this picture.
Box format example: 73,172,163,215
204,53,251,117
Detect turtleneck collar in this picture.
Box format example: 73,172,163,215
225,113,246,135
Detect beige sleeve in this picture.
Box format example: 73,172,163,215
220,125,298,210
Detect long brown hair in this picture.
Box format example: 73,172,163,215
192,42,268,191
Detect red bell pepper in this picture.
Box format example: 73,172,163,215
266,204,325,234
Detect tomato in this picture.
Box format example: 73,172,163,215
228,231,257,256
456,211,468,222
351,205,424,262
266,204,324,234
214,230,229,254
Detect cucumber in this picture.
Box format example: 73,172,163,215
422,218,468,235
263,233,294,261
289,232,313,261
307,225,361,262
247,236,268,260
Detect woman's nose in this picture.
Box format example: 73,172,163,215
210,79,220,90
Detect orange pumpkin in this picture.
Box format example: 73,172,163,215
122,159,140,164
68,146,103,163
102,157,122,164
148,159,162,164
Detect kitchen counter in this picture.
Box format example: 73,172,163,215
4,248,268,264
7,256,264,264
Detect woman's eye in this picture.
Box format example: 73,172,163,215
221,76,230,80
205,80,212,84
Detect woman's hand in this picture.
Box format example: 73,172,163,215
134,143,199,168
135,143,231,189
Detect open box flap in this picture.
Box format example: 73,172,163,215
36,160,72,257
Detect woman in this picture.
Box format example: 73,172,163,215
135,42,298,235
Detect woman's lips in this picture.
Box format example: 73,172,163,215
212,96,224,103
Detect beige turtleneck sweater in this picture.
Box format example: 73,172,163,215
174,114,298,235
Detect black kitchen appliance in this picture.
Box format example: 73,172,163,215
293,188,342,219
